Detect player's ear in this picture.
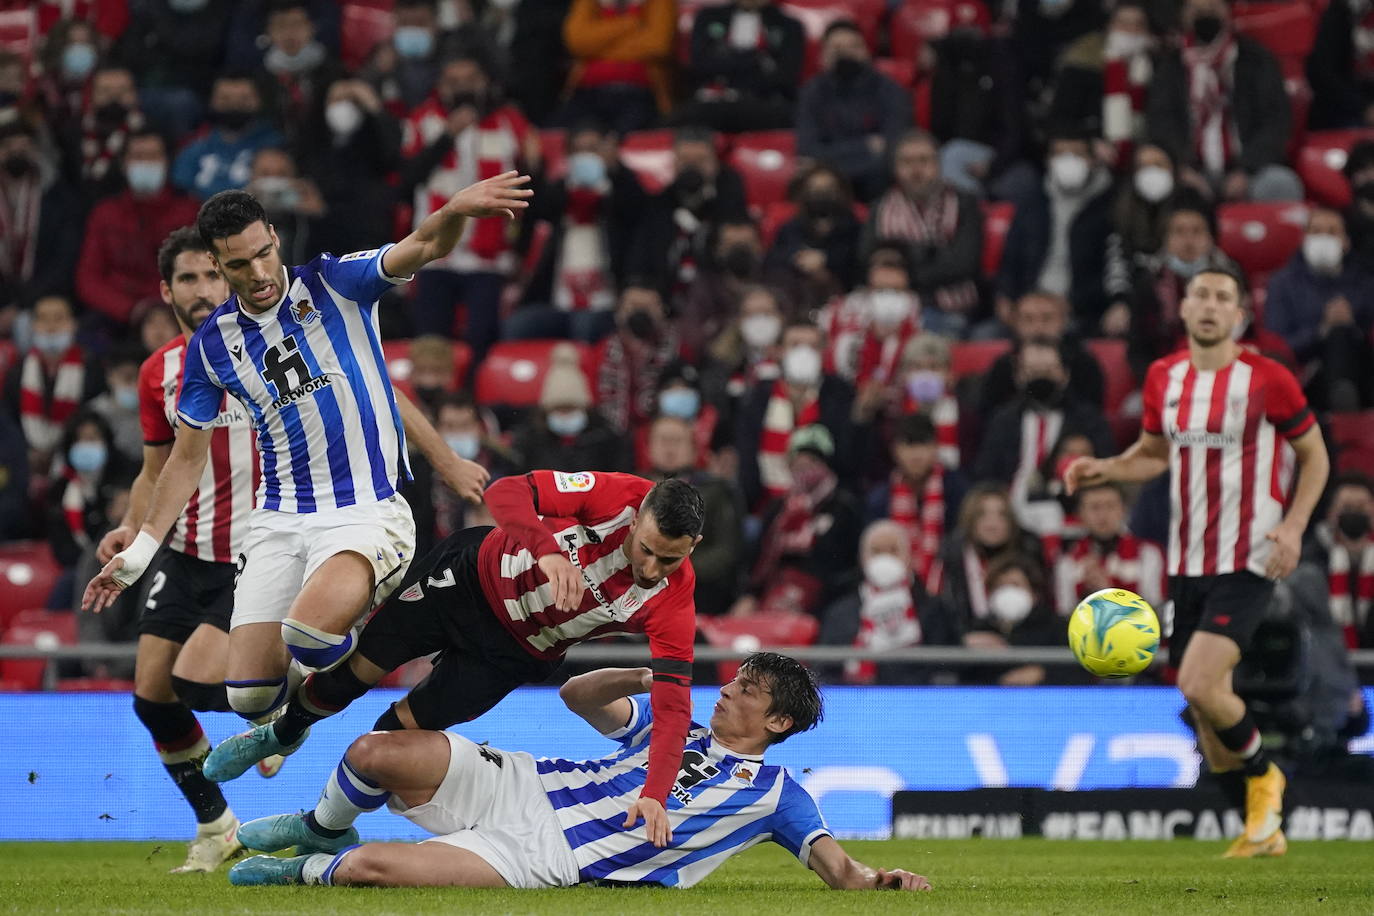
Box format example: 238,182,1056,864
269,224,281,249
765,713,793,741
159,280,173,306
690,534,703,552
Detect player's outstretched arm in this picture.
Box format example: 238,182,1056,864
81,425,212,613
808,836,932,891
1064,430,1168,495
1266,424,1330,579
381,171,532,279
559,667,653,734
96,442,171,564
394,389,489,503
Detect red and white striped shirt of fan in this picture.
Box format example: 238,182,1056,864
1142,349,1315,579
139,336,258,564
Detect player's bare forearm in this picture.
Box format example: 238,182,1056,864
810,837,931,891
382,171,532,278
123,443,171,530
1103,432,1169,483
1279,425,1330,533
560,667,652,733
395,390,489,502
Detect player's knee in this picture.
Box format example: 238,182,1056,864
225,678,289,720
335,845,385,886
171,676,230,713
1177,668,1219,708
344,732,402,783
281,619,356,673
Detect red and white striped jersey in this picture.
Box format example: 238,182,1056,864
476,470,697,663
1142,350,1314,578
139,336,257,564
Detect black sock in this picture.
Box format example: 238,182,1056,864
1208,768,1247,810
274,665,374,745
132,695,228,824
372,704,404,731
1214,711,1271,777
303,810,349,839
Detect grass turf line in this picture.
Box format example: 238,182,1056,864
1,839,1371,915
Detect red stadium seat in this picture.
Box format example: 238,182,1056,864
619,129,680,194
728,131,797,213
1232,2,1316,61
890,0,990,60
780,0,882,78
980,201,1014,278
340,2,394,71
0,610,77,691
55,678,136,693
874,57,917,87
1296,129,1374,207
473,340,595,408
698,611,820,683
1217,202,1309,279
539,129,567,180
0,542,61,633
949,339,1010,379
1084,338,1135,413
1329,410,1374,476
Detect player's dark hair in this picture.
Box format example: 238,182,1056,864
197,190,270,254
158,226,211,285
640,477,705,540
738,652,823,744
1189,264,1246,298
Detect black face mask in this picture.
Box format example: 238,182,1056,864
94,102,129,126
832,56,865,83
213,108,254,131
721,243,759,279
1,153,33,179
1024,376,1063,407
1192,14,1224,44
413,384,444,408
1338,510,1372,541
625,308,659,341
445,89,487,114
802,193,841,220
675,165,706,196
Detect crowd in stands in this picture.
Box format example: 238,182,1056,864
1,0,1374,689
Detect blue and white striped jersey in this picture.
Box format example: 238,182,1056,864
536,697,831,888
177,246,411,513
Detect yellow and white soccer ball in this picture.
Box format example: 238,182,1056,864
1067,588,1160,678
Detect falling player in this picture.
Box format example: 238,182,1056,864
228,652,931,893
82,174,529,747
1066,265,1329,858
204,470,704,846
88,228,258,872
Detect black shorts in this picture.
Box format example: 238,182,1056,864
1167,571,1275,666
137,547,236,643
356,525,561,730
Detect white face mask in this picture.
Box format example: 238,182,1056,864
782,345,823,387
1104,30,1149,59
1302,233,1344,274
869,290,913,329
988,584,1034,626
325,100,363,137
1133,165,1173,203
1049,153,1090,192
740,313,781,349
864,553,908,589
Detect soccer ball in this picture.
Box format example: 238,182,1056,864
1067,588,1160,678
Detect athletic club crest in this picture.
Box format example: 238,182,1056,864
398,582,424,602
292,298,317,324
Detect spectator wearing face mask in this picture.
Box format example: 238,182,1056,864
512,342,630,473
46,410,132,574
821,242,920,387
83,346,147,468
4,295,106,485
76,131,200,329
1265,207,1374,411
1145,0,1300,202
245,146,326,265
735,320,857,510
393,334,459,413
400,52,539,357
894,334,963,469
641,413,746,614
1307,0,1374,130
115,0,234,141
866,413,968,596
594,282,681,437
171,74,285,199
58,66,148,201
35,20,101,139
1048,1,1156,169
1102,143,1179,334
252,0,345,147
865,131,983,338
559,0,675,134
996,131,1114,332
734,424,862,618
977,290,1105,415
965,555,1063,687
1054,481,1164,617
1302,473,1374,648
0,124,82,312
795,21,911,202
1012,0,1107,101
937,483,1043,633
298,78,403,255
509,122,647,342
361,0,479,114
700,284,788,431
819,519,961,685
638,361,719,467
223,0,341,72
765,164,862,314
680,219,766,360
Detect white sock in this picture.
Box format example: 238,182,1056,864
315,756,390,830
197,807,236,837
301,852,335,886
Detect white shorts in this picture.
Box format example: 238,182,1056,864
388,731,581,889
230,493,415,629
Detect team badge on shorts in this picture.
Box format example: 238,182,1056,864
398,583,424,602
554,471,596,493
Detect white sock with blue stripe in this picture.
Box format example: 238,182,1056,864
301,851,340,886
280,619,356,672
315,757,390,830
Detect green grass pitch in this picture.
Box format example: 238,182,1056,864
2,839,1372,915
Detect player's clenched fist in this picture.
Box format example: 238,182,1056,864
447,171,533,221
876,868,932,891
538,553,585,611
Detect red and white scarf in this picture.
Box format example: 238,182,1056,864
80,107,144,185
887,465,946,595
596,328,678,434
853,319,920,388
19,345,84,454
751,468,838,589
901,390,961,469
872,184,979,314
757,380,820,504
847,580,922,684
554,188,613,312
1329,539,1374,648
1054,533,1160,617
1182,31,1239,176
60,464,94,548
0,175,41,289
962,546,991,620
1102,47,1151,163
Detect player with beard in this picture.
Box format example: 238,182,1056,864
89,227,262,872
1066,265,1330,858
